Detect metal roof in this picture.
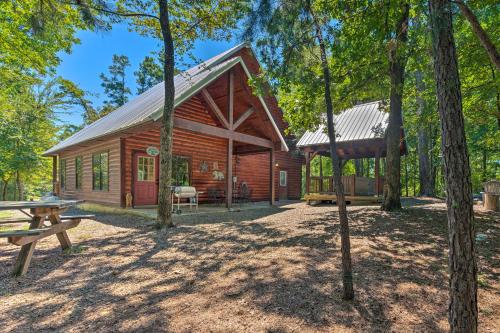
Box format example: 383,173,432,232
296,101,388,147
45,43,288,155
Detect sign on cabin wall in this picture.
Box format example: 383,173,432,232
146,146,159,156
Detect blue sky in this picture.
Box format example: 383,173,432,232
56,24,236,125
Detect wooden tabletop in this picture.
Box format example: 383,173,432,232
0,200,84,211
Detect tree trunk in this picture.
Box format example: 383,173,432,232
404,155,409,197
456,0,500,70
381,3,409,211
16,171,23,201
416,71,435,196
413,156,417,196
429,0,478,331
310,4,354,300
1,179,7,200
157,0,175,228
481,149,487,182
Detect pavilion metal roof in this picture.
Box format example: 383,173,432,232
45,43,288,155
296,101,389,147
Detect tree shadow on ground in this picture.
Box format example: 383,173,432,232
0,202,497,332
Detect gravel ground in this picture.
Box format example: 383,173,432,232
0,199,498,332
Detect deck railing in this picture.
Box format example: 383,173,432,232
309,175,384,196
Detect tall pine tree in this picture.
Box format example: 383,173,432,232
135,55,163,94
245,0,354,300
100,54,131,108
429,0,478,331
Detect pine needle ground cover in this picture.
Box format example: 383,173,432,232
0,200,497,332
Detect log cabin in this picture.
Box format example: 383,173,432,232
44,44,303,208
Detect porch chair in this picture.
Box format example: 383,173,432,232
234,182,252,205
172,186,199,213
208,188,225,206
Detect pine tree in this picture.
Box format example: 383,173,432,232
100,54,131,108
245,0,354,300
429,0,478,331
135,56,163,94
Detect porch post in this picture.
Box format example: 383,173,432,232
305,152,311,194
269,147,276,205
52,156,58,195
227,138,233,209
226,69,234,209
375,151,380,196
319,155,323,192
228,70,234,129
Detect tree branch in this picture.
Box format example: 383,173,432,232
64,1,160,20
452,0,500,70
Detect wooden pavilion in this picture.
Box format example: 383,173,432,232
296,101,406,203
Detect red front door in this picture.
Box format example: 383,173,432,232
133,153,158,206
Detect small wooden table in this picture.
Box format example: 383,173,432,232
0,200,85,276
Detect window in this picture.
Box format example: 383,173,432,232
60,159,67,189
137,156,155,181
172,156,190,186
92,151,109,191
75,156,83,190
279,170,287,187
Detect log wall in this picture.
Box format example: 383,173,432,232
58,138,121,205
235,151,303,201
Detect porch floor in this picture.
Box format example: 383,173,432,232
134,201,297,218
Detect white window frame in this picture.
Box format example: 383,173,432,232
279,170,287,187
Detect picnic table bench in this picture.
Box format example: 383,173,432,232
0,200,94,276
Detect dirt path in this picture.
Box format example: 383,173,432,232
0,199,498,332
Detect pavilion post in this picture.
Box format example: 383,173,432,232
305,152,311,194
269,147,276,205
375,151,380,196
52,156,58,195
319,155,323,192
227,139,233,209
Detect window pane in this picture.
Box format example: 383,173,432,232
137,157,155,182
172,156,189,186
101,152,109,191
75,156,82,189
280,171,287,186
60,159,66,189
92,154,100,190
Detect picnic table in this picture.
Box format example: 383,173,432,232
0,200,93,276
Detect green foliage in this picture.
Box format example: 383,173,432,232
0,0,87,75
0,0,101,199
58,78,99,125
100,54,131,107
0,78,71,199
135,55,163,94
115,0,248,57
401,1,499,194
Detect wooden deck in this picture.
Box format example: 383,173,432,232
304,193,382,205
